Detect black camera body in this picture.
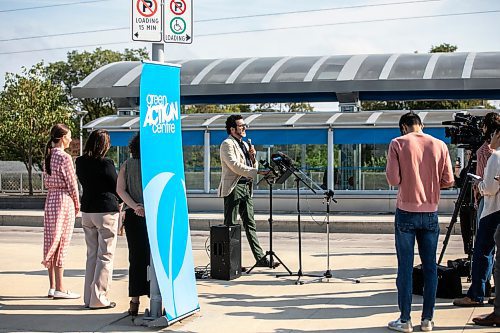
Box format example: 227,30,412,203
442,113,484,150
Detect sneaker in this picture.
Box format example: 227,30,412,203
47,288,55,298
420,319,434,332
388,318,413,332
453,296,484,307
53,290,80,299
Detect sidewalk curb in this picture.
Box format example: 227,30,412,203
0,210,460,234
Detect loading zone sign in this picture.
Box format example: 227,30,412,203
132,0,162,42
164,0,192,44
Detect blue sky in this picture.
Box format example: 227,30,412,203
0,0,499,108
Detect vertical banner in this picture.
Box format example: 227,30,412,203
139,61,199,321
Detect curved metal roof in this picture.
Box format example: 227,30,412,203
82,109,492,132
72,52,500,104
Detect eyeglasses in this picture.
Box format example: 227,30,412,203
237,124,248,128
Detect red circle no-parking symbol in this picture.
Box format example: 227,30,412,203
170,0,186,15
136,0,158,17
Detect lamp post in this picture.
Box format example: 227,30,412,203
75,110,88,156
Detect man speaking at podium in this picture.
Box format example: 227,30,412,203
218,115,278,269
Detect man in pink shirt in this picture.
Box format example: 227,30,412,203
386,112,454,333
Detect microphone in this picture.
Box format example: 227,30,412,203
247,138,252,146
259,159,279,177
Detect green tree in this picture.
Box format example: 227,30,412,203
183,104,251,114
430,43,458,53
361,43,494,111
0,62,74,195
254,102,314,112
47,47,149,129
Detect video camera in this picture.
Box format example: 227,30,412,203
442,113,484,150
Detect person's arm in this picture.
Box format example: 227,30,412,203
116,162,144,217
61,154,80,215
478,154,500,196
385,140,401,186
220,140,258,179
105,159,122,203
440,144,455,189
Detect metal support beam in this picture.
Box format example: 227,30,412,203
204,130,211,193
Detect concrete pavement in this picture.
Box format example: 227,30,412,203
0,224,496,333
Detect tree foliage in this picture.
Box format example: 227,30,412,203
0,62,74,194
430,43,458,53
183,104,251,114
253,102,314,112
47,47,149,126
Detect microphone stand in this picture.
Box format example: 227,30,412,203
275,165,323,285
247,169,291,274
307,189,338,283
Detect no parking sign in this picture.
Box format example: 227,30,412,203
131,0,193,44
164,0,193,44
131,0,162,42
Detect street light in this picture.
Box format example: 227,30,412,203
75,110,88,156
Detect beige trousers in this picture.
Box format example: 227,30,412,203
82,212,119,308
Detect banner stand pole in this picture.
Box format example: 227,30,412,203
138,42,167,327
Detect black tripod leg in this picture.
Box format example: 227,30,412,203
246,254,268,274
271,252,292,274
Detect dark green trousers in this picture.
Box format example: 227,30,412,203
224,184,264,261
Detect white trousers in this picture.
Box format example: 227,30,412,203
82,212,119,308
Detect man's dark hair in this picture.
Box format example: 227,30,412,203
482,111,500,141
399,112,422,135
225,114,243,134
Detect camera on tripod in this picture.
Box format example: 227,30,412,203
442,113,484,150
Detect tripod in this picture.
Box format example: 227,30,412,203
247,172,291,274
438,149,477,268
276,172,323,285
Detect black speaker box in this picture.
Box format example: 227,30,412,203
210,225,241,280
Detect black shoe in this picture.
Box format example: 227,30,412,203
255,258,280,268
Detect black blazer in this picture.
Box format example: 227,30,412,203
75,155,120,213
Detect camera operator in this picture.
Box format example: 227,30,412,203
454,111,500,308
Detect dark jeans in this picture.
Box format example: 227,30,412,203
224,184,264,261
467,210,500,302
494,222,500,315
394,208,440,322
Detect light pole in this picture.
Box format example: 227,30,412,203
75,110,88,156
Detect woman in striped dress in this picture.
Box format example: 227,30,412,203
42,123,80,299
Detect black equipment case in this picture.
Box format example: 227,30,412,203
412,264,462,299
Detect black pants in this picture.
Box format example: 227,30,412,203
124,209,150,297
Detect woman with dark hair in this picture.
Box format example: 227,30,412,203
116,133,150,316
76,129,120,309
42,123,80,299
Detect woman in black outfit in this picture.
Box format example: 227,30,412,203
116,134,150,316
75,129,120,309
